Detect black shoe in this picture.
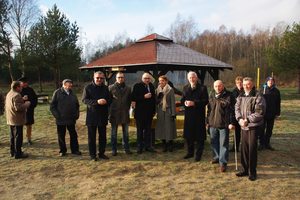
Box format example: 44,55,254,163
15,153,29,159
195,156,201,162
236,171,249,177
145,147,156,153
125,150,132,155
265,144,275,151
112,151,117,156
137,149,142,154
163,145,167,152
91,156,97,161
99,154,109,159
183,154,193,159
60,152,66,156
27,140,33,145
249,174,257,181
72,151,82,155
258,144,264,151
169,146,173,152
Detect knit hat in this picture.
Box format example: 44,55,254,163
266,76,275,83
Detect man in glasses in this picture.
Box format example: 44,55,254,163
82,71,112,161
108,72,132,156
131,73,156,154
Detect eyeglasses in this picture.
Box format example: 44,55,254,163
143,78,151,79
116,77,124,79
95,77,104,79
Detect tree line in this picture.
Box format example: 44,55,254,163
1,2,299,92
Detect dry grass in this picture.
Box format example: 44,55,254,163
0,100,299,200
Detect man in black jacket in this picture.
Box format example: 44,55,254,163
131,73,156,154
50,79,81,157
258,76,281,151
229,76,244,152
181,71,208,162
207,80,235,172
82,71,112,161
18,77,37,145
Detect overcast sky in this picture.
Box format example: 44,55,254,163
39,0,299,45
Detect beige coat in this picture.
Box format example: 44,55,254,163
6,89,30,126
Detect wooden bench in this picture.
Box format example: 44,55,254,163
37,94,49,103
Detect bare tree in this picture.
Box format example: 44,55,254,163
8,0,40,77
144,23,154,36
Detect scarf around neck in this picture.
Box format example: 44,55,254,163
156,84,172,111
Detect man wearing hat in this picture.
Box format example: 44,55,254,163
18,77,37,145
258,76,281,151
50,79,81,156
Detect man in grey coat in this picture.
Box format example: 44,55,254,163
109,72,132,156
235,77,266,181
50,79,81,157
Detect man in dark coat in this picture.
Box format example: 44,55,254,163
207,80,235,172
50,79,81,157
131,72,156,153
258,76,281,151
229,76,244,152
82,71,112,161
109,72,132,156
181,71,208,162
18,77,37,145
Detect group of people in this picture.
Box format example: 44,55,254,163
0,71,280,181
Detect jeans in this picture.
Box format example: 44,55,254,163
111,123,129,151
209,127,229,166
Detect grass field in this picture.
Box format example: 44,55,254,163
0,85,299,199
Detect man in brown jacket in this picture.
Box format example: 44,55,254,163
6,81,31,159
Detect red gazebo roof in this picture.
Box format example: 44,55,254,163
79,33,233,70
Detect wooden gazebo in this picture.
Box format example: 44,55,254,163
79,33,233,85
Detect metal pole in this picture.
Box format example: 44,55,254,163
234,129,238,171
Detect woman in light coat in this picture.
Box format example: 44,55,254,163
155,75,177,152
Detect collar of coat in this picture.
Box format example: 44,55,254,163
240,87,257,97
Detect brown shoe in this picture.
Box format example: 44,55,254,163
220,166,226,172
210,159,219,164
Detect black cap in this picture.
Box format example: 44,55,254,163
17,77,28,82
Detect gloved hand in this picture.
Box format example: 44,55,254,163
157,92,164,99
171,115,176,121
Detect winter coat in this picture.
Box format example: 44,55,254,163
181,82,208,141
5,89,30,126
207,88,235,129
50,87,79,125
258,84,281,119
235,87,266,130
0,89,4,115
131,81,156,121
82,81,111,126
155,86,177,140
20,86,37,125
108,82,131,125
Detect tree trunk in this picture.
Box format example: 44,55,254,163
298,66,300,94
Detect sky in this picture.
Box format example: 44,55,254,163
38,0,300,46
